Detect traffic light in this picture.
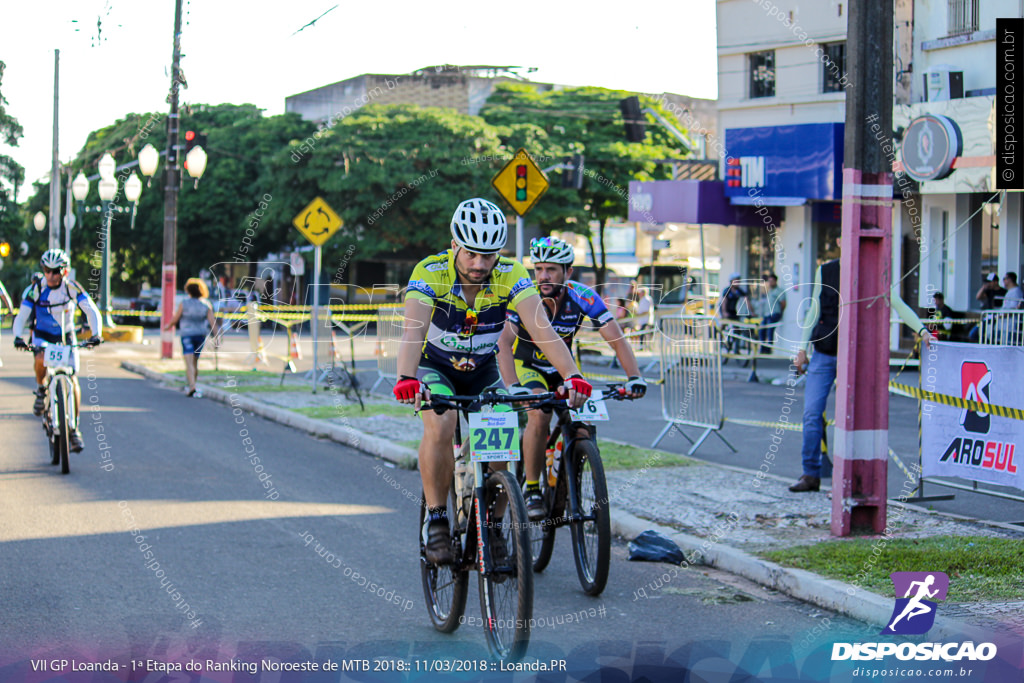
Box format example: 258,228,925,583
515,164,527,201
619,96,646,143
562,154,585,189
184,130,207,157
0,241,9,258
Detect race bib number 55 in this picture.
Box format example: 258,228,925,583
468,413,520,462
43,345,72,368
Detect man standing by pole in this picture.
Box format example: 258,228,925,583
160,0,184,360
832,0,894,535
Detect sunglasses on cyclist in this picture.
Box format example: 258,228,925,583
43,267,64,275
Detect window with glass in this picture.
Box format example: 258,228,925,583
749,51,776,99
822,42,847,93
947,0,978,36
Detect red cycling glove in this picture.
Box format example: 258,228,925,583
393,377,422,402
564,374,592,398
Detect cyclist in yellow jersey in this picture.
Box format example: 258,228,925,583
394,198,592,565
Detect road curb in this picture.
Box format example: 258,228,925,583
609,510,993,640
120,361,417,469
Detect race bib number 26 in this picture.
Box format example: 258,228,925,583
571,398,609,421
468,413,520,462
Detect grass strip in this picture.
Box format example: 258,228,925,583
762,536,1024,602
597,441,698,470
291,403,420,419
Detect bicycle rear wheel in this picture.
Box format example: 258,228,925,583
55,385,71,475
478,469,532,661
568,439,610,595
419,485,468,633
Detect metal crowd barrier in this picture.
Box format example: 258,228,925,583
979,309,1024,346
372,309,404,393
652,315,736,456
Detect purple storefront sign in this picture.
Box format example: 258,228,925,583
628,180,783,226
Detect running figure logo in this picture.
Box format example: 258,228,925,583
881,572,949,635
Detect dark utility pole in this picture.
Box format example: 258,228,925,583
832,0,894,535
160,0,183,359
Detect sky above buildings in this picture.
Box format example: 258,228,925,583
0,0,718,198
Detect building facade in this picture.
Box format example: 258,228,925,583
894,0,1023,326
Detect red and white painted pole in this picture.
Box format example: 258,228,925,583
832,0,894,536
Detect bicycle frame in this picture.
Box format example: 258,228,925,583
427,391,555,575
46,369,77,439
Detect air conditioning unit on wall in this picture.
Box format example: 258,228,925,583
923,66,964,101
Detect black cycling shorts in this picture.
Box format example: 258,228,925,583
416,355,504,398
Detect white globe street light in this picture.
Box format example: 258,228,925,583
139,144,159,184
72,172,89,202
124,173,142,203
98,153,116,182
185,146,208,186
34,211,46,232
98,178,117,202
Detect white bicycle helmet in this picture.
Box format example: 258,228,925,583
530,236,575,265
450,198,507,254
40,248,70,270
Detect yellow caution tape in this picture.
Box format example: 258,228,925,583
724,417,834,431
888,381,1024,421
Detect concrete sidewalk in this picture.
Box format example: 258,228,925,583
119,353,1024,643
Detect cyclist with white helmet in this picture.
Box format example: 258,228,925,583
497,236,646,520
394,198,592,565
12,248,102,452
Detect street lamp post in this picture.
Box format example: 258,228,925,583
74,151,157,329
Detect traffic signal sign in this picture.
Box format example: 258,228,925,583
0,242,9,258
619,96,646,143
562,154,585,189
515,164,527,201
184,130,207,157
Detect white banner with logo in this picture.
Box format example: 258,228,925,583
921,342,1024,491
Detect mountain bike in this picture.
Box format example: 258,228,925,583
417,389,548,662
21,339,101,474
516,385,632,596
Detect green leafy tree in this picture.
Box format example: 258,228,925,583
258,103,508,274
481,84,690,283
29,104,316,293
0,60,29,288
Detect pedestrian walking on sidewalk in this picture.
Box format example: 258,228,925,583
164,278,216,397
790,240,932,493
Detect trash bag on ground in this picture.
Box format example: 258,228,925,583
627,530,685,563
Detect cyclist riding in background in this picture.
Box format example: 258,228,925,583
715,272,752,322
394,198,592,565
12,249,102,452
497,236,647,521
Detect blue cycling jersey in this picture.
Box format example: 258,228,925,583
507,280,613,370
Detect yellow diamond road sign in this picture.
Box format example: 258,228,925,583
293,196,343,247
491,148,550,216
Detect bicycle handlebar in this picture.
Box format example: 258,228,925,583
20,339,103,353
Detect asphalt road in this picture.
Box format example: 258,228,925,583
0,345,878,680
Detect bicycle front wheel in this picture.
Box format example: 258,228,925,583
55,384,71,475
569,439,610,595
419,485,468,633
478,469,532,661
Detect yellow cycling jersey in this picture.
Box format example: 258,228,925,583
406,249,537,372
